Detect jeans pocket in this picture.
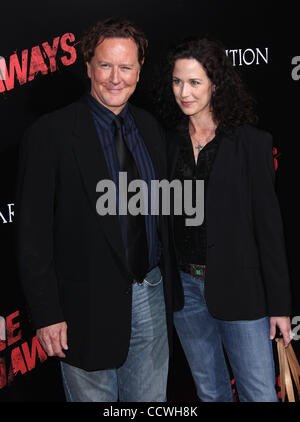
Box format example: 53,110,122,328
143,266,163,287
143,276,162,287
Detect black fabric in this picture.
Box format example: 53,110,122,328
87,94,161,271
113,115,148,282
167,124,292,320
173,124,221,265
15,97,182,371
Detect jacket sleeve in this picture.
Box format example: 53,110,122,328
250,129,292,316
15,116,65,329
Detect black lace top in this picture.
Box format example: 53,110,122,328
173,123,221,265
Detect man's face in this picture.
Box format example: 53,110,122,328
87,37,142,114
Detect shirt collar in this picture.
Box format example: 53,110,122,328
86,93,134,133
178,118,222,146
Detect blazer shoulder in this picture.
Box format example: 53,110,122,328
50,100,78,115
129,103,162,128
45,101,79,128
235,124,273,149
236,123,272,140
21,101,80,153
26,101,78,133
27,101,81,138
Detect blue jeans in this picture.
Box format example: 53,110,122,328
173,271,278,402
60,266,168,402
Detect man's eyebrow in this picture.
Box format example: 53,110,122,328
97,60,135,66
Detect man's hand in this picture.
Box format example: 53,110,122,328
270,316,292,348
37,321,68,358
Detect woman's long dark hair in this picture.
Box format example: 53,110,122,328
154,37,258,130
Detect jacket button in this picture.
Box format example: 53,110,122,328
208,243,215,248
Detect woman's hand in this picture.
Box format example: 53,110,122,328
270,316,292,347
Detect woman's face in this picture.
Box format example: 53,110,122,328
172,58,215,118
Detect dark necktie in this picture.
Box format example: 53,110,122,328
113,115,149,282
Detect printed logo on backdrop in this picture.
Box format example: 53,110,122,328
0,33,78,94
226,47,269,66
273,148,281,171
0,56,6,81
291,56,300,80
0,310,47,390
0,203,14,224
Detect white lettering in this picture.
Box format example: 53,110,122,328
96,180,116,215
291,56,300,81
0,56,6,80
292,316,300,341
95,175,205,227
226,48,269,66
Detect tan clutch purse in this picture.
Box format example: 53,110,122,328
277,338,300,402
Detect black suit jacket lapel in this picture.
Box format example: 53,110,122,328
72,98,126,265
168,130,184,180
129,104,167,237
129,104,165,180
166,131,183,234
205,129,238,240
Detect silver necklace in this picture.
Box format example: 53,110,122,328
193,129,214,152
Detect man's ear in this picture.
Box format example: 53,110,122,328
86,61,91,79
137,59,144,82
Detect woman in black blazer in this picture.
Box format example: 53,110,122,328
156,38,293,402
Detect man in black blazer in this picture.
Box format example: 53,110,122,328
16,18,180,402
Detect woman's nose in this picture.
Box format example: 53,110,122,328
180,83,190,97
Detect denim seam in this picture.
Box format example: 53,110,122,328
143,276,162,287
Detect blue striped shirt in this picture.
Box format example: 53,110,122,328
87,94,161,271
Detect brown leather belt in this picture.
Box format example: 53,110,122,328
180,264,206,280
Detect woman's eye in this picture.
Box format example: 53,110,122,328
172,79,180,85
191,80,200,86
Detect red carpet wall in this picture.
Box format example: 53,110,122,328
0,0,299,402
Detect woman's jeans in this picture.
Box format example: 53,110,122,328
60,266,168,402
173,271,278,402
